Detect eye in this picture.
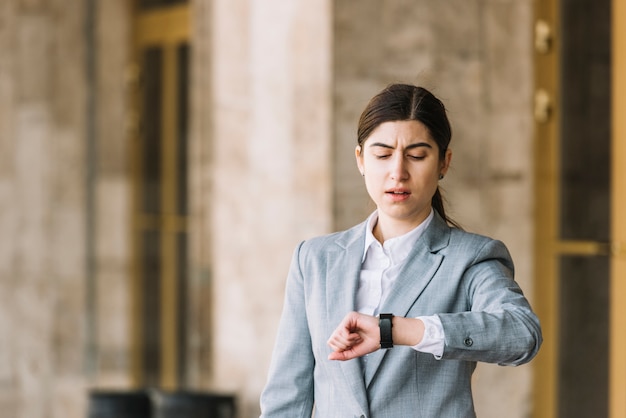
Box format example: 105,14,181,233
375,154,391,159
408,154,426,160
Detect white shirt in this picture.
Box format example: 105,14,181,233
356,209,445,358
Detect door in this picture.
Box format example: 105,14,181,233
533,0,626,417
130,0,190,390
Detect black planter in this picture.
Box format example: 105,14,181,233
88,390,152,418
153,391,236,418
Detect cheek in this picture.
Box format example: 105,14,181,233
413,163,439,179
363,174,379,192
362,173,384,200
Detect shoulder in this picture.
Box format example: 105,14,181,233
287,222,366,279
448,227,499,248
446,227,513,269
448,227,510,255
300,222,366,252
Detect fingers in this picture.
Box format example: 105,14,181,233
328,349,357,361
326,311,380,361
326,313,363,360
326,336,370,361
326,312,360,346
327,332,362,353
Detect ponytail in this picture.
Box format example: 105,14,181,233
432,187,462,229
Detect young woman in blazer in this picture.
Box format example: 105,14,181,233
260,84,542,418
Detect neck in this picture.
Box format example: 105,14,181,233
373,211,430,244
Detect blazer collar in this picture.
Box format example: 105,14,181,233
325,210,451,321
327,211,451,388
364,212,450,384
381,210,450,316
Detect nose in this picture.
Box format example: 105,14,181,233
390,154,408,180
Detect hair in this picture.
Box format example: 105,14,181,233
357,83,461,228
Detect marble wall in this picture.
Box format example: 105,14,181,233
0,0,89,416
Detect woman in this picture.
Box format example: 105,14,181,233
260,84,542,418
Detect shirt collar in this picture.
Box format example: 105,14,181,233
362,208,435,264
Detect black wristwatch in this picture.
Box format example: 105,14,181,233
379,313,394,349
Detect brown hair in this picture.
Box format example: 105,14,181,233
357,83,460,228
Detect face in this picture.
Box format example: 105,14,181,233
356,120,451,235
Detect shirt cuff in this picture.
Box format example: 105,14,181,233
411,315,444,359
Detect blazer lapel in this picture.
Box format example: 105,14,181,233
325,223,370,413
364,213,450,386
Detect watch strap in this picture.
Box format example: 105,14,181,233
379,313,394,349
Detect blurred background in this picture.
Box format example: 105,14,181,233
0,0,625,417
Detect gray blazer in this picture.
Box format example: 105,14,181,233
260,212,542,418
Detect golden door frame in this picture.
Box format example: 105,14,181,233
533,0,626,416
130,2,190,390
610,0,626,416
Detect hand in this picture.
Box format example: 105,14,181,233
327,312,380,361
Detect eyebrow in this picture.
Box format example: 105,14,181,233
368,142,433,150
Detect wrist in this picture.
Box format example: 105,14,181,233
385,316,425,347
379,313,394,349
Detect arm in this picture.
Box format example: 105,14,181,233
438,239,543,366
327,239,542,366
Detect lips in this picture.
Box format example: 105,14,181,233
385,188,410,195
385,188,411,202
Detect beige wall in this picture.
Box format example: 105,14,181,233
0,0,134,416
0,0,89,416
93,0,133,388
0,0,537,417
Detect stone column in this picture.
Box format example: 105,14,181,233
93,0,134,388
0,0,92,416
191,1,332,416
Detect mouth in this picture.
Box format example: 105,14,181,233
385,189,411,196
385,189,411,203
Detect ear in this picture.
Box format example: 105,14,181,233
440,148,452,177
355,145,365,176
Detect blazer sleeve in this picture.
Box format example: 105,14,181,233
259,241,315,418
437,238,543,366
